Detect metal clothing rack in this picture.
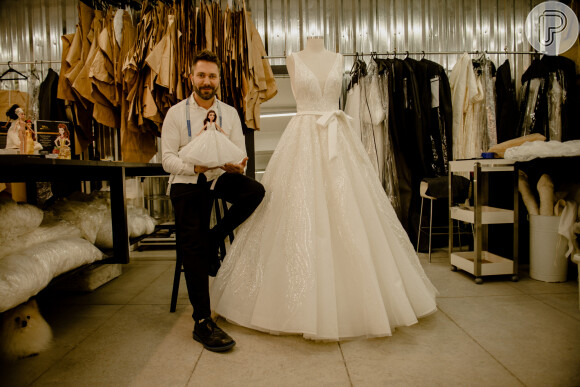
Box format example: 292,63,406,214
0,60,61,66
263,49,538,59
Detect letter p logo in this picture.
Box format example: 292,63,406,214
526,1,579,56
539,10,567,46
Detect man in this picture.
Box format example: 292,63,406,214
161,50,265,352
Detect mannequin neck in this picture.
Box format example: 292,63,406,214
305,37,326,52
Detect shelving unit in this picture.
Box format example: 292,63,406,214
0,155,168,263
448,159,519,284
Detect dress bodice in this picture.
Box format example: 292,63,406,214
291,53,343,113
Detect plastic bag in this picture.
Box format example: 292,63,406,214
0,237,104,312
0,198,44,245
0,221,81,259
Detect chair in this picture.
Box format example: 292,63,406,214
417,180,467,262
170,197,234,313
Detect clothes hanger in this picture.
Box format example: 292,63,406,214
0,62,28,81
30,61,41,81
349,52,361,76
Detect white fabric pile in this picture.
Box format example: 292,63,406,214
0,198,104,312
504,140,580,161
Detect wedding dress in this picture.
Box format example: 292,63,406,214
210,52,437,341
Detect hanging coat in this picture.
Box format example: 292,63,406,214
450,53,482,160
421,58,453,175
495,60,518,143
39,68,67,121
244,13,277,131
518,55,579,141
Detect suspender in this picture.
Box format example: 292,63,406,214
186,96,223,141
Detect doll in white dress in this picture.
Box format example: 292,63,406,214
179,109,245,181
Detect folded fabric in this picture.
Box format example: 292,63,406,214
504,140,580,161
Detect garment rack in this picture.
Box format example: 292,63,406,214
263,50,538,59
0,60,61,66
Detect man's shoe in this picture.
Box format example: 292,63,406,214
193,318,235,352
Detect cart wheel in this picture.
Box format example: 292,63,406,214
451,265,458,271
511,275,519,282
475,277,483,284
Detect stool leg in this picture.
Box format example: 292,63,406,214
417,197,424,252
170,252,182,313
429,198,433,262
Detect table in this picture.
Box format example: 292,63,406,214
0,155,168,263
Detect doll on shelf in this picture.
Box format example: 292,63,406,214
5,104,26,151
53,123,71,159
4,105,42,154
178,109,245,182
23,120,36,155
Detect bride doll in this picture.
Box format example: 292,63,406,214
4,105,42,154
5,105,26,151
178,109,245,181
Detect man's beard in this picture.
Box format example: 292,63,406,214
193,84,218,100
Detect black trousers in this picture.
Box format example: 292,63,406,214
170,173,265,322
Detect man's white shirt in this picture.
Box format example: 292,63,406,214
161,94,246,187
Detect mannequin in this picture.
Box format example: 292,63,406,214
286,36,338,91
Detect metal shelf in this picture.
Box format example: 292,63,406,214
450,205,514,224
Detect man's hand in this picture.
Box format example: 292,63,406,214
221,157,248,174
194,165,217,173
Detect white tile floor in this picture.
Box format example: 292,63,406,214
1,248,579,387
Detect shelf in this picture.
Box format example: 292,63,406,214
450,205,514,224
451,251,515,276
450,159,514,173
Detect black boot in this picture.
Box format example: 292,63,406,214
193,318,235,352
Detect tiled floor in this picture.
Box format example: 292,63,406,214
1,248,579,387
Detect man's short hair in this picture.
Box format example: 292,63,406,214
191,50,221,74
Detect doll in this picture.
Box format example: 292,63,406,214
178,109,245,181
54,124,71,159
5,105,26,151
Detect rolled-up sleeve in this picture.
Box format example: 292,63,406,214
161,105,197,176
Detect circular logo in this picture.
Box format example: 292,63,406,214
525,1,579,56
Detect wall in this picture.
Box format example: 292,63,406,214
0,0,540,90
0,0,543,170
248,0,539,82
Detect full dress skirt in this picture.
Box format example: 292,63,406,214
179,124,245,169
210,53,437,340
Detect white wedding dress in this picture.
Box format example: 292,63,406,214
210,52,437,341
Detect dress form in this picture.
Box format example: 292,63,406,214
287,37,338,91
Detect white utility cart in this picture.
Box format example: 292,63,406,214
448,159,519,284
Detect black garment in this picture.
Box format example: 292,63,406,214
419,58,453,176
495,60,518,143
375,58,424,244
170,174,265,321
423,175,470,202
404,58,434,176
518,56,579,141
38,68,67,121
